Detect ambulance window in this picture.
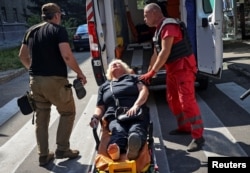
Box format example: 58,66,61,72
203,0,213,14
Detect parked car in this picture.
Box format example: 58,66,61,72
73,24,90,52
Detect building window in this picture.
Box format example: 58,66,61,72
13,8,18,22
1,7,7,22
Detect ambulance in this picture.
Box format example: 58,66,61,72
85,0,223,90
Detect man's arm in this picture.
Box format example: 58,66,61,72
151,36,174,72
59,42,87,84
139,36,174,84
18,44,31,70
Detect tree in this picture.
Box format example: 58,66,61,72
27,0,86,26
26,0,86,46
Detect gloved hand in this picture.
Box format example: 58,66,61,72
139,70,156,84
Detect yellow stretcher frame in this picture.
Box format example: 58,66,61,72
93,120,154,173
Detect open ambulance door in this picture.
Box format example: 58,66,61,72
196,0,223,79
86,0,115,86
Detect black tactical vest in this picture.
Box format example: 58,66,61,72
153,18,193,64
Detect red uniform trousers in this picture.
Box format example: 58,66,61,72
165,56,204,139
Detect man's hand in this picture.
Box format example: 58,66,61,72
139,70,156,84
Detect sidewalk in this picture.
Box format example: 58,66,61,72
223,40,250,78
0,41,26,84
0,68,27,85
1,40,250,84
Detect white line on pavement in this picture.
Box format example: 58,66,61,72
148,95,170,173
51,95,98,172
162,82,248,158
216,82,250,113
0,105,59,173
0,97,19,126
0,82,249,172
196,94,247,157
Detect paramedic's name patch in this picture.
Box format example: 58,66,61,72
208,157,250,172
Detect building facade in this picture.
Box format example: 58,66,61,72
222,0,250,40
0,0,33,46
1,0,250,48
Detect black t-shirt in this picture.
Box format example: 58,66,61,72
22,22,69,77
97,74,141,118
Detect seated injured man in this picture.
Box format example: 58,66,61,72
89,59,150,160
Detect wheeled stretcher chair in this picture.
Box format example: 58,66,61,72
91,118,159,173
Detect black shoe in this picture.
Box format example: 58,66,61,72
187,137,205,152
55,149,80,159
169,129,191,135
39,151,54,166
127,133,141,160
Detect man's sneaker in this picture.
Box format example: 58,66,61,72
127,133,141,160
55,149,80,159
187,137,205,152
39,151,55,166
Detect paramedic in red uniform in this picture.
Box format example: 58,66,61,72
140,3,205,152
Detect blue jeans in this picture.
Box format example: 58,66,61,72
108,111,149,154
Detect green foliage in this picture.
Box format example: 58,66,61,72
0,0,87,71
26,0,86,46
62,18,78,47
0,47,23,71
27,14,41,27
27,0,86,26
137,0,146,10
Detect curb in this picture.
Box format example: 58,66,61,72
0,68,27,85
227,64,250,78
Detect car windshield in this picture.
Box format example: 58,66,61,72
77,25,88,33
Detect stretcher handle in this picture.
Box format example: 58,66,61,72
148,121,153,145
240,88,250,100
93,127,100,150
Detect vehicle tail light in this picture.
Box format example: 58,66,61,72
88,21,100,58
73,35,80,40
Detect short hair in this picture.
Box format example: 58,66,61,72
144,3,162,13
106,59,133,80
41,3,62,20
145,1,168,17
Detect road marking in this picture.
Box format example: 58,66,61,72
216,82,250,113
148,95,170,173
0,97,19,126
0,82,249,172
163,82,248,157
196,94,247,157
51,95,98,172
0,105,59,173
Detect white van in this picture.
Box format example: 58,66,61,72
85,0,223,90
